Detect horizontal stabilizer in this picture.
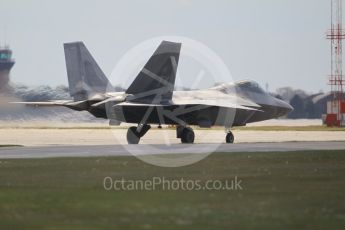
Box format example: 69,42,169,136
9,101,72,106
9,100,90,111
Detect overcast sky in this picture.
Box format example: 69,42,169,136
1,0,334,92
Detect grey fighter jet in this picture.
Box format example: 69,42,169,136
17,41,293,144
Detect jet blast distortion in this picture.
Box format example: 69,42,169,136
326,0,345,127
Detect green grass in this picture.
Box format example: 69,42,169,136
1,151,345,229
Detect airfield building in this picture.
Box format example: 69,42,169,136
0,46,15,92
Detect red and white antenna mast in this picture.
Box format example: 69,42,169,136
326,0,345,127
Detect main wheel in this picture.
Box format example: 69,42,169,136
226,131,234,144
181,127,195,144
127,127,140,144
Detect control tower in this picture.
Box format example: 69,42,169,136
0,46,15,91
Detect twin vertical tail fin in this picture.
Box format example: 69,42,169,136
64,42,113,101
64,41,181,104
125,41,181,104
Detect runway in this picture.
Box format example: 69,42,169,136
0,142,344,159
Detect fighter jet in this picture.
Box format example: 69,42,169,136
17,41,293,144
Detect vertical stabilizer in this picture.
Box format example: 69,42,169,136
64,42,113,101
126,41,181,104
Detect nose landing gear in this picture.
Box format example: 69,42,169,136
225,131,234,144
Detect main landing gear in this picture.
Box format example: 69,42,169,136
126,124,151,144
176,126,195,144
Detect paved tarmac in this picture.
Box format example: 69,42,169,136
0,142,344,159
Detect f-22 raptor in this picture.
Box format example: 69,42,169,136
19,41,293,144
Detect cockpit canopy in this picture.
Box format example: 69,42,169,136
235,80,266,94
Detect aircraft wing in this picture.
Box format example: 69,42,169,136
113,99,261,112
171,99,261,111
171,93,262,111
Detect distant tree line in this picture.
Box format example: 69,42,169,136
274,87,327,119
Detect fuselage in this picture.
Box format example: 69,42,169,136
88,81,293,128
172,89,292,126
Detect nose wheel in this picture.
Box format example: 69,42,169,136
225,131,234,144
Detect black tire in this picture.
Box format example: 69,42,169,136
127,127,140,144
226,131,234,144
181,127,195,144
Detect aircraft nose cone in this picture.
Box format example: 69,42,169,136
276,98,293,116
